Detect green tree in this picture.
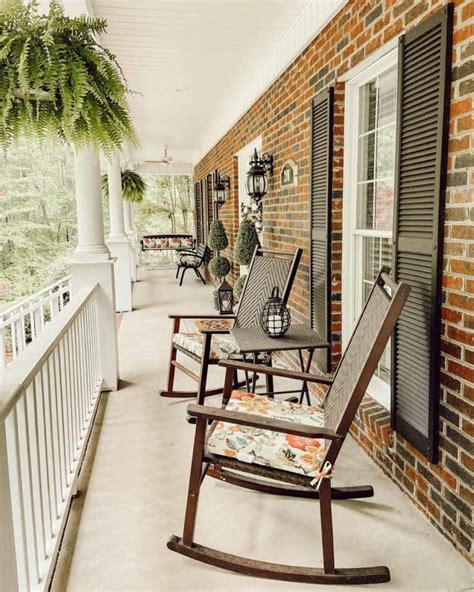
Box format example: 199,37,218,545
233,218,259,300
0,137,77,301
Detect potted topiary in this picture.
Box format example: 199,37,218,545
233,218,259,301
0,0,137,155
101,169,147,203
208,220,233,313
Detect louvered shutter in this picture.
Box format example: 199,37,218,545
391,5,452,463
194,181,202,244
310,87,334,373
201,178,208,245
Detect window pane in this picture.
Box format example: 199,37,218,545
359,80,377,133
377,66,397,128
356,182,375,229
376,124,396,179
358,132,375,182
362,236,392,384
374,179,394,231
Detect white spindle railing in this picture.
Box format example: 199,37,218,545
0,285,102,592
0,276,72,372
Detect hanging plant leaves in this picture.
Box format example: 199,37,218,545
0,0,138,155
101,169,146,203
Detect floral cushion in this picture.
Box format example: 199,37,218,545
172,331,236,360
206,391,326,477
180,255,201,266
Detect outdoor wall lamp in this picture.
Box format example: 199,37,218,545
213,169,230,209
246,148,274,203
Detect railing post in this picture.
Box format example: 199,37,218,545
0,421,21,591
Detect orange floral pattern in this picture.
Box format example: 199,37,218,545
206,391,327,477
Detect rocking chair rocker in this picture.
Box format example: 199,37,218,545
167,268,410,584
160,246,302,404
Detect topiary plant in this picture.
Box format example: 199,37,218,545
209,256,230,279
234,218,259,266
0,0,137,155
102,169,146,203
233,274,247,301
208,220,228,251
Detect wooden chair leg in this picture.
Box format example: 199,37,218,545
265,354,274,396
166,319,179,393
176,265,181,279
196,334,212,405
319,477,335,574
182,417,207,547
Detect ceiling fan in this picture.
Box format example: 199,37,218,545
143,145,174,166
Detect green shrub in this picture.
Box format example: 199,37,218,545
209,255,230,279
233,274,247,301
208,220,228,251
234,219,259,266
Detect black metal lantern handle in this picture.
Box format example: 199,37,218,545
271,286,281,300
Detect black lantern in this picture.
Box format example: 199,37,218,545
213,169,230,210
216,279,234,315
260,286,291,338
246,148,273,203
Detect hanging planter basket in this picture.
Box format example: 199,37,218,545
0,0,137,155
101,169,147,203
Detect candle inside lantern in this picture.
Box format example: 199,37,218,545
268,314,283,336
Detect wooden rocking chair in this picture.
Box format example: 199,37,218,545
167,268,410,584
160,246,302,404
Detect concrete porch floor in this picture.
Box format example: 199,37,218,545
51,268,472,592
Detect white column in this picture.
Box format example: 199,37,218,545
71,146,119,391
123,200,137,282
107,154,132,312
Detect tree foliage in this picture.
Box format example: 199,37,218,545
135,175,194,235
0,137,77,301
0,0,137,155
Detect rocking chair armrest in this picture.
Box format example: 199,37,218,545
168,314,236,320
198,328,231,335
187,404,343,440
218,359,333,385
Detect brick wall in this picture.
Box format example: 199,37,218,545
195,0,473,560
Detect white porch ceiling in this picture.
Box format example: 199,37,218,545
87,0,345,169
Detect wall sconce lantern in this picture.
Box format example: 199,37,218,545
213,169,230,210
246,148,274,203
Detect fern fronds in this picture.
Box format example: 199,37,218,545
0,0,138,155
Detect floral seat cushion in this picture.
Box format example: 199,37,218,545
206,391,326,478
172,331,236,360
180,254,201,266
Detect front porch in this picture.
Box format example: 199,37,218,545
50,268,471,592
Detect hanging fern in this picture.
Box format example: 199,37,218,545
0,0,138,155
101,169,146,203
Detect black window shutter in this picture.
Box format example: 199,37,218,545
391,5,452,463
310,87,333,374
194,181,202,244
201,178,208,245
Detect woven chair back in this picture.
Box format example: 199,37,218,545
235,247,301,329
323,269,410,447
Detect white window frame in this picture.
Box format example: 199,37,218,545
342,48,398,410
